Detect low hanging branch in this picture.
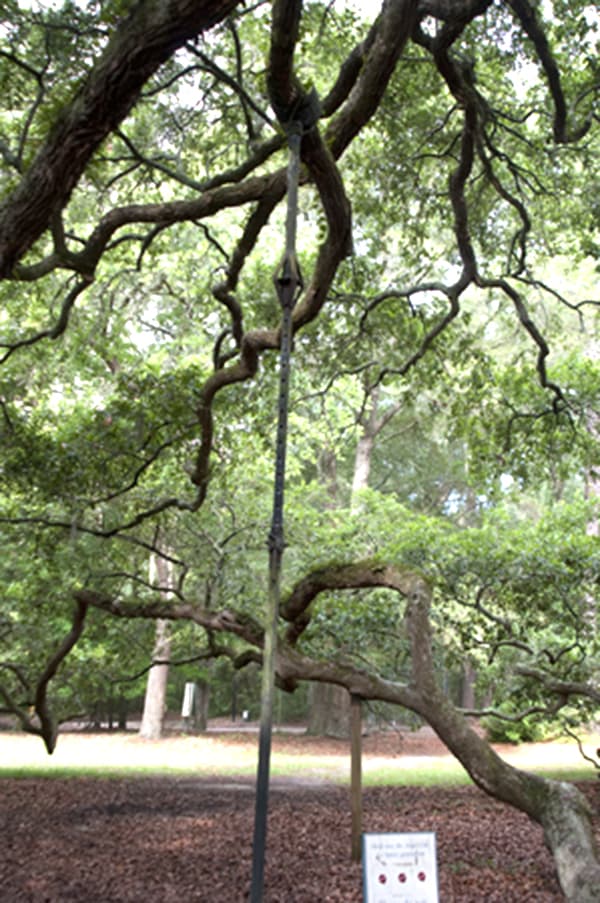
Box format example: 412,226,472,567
0,598,88,754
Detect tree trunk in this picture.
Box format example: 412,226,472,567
195,678,210,732
306,682,351,738
350,384,380,503
117,695,127,730
139,549,173,740
317,446,339,505
231,673,238,722
351,433,375,499
139,618,171,740
460,658,477,709
404,575,600,902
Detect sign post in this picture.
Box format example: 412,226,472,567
363,832,439,903
350,693,362,862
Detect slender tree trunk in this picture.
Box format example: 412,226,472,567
195,678,210,732
350,385,380,504
118,695,127,730
351,433,375,499
139,553,173,740
460,658,477,709
139,618,171,740
231,672,238,722
317,446,339,505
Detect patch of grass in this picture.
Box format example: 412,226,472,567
0,764,251,780
1,729,598,786
1,760,594,785
525,766,595,782
362,762,596,786
362,761,473,787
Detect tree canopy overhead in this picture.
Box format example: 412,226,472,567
1,0,600,898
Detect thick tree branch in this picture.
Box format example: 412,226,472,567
0,0,241,277
326,0,419,159
514,666,600,705
281,560,420,644
267,0,304,122
212,190,284,361
75,587,264,648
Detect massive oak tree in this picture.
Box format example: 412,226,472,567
1,0,599,898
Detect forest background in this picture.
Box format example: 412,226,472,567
0,0,599,898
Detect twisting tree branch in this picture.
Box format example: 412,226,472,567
0,0,241,277
506,0,594,143
0,599,88,754
0,277,93,363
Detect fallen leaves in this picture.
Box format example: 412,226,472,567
2,776,597,900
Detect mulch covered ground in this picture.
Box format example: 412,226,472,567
2,774,598,901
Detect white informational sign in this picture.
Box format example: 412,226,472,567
181,682,196,718
362,832,439,903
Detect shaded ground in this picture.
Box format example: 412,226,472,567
3,776,599,901
1,728,599,901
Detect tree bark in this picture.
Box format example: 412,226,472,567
139,618,171,740
351,433,375,500
350,693,362,863
351,384,379,502
118,695,128,731
195,678,210,732
306,683,351,738
460,658,477,709
139,552,174,740
350,384,403,505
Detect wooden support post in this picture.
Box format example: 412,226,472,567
350,693,363,863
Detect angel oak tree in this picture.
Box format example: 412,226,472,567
1,0,599,899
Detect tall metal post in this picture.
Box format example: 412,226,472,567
250,124,302,903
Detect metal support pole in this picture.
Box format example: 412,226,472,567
250,125,303,903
